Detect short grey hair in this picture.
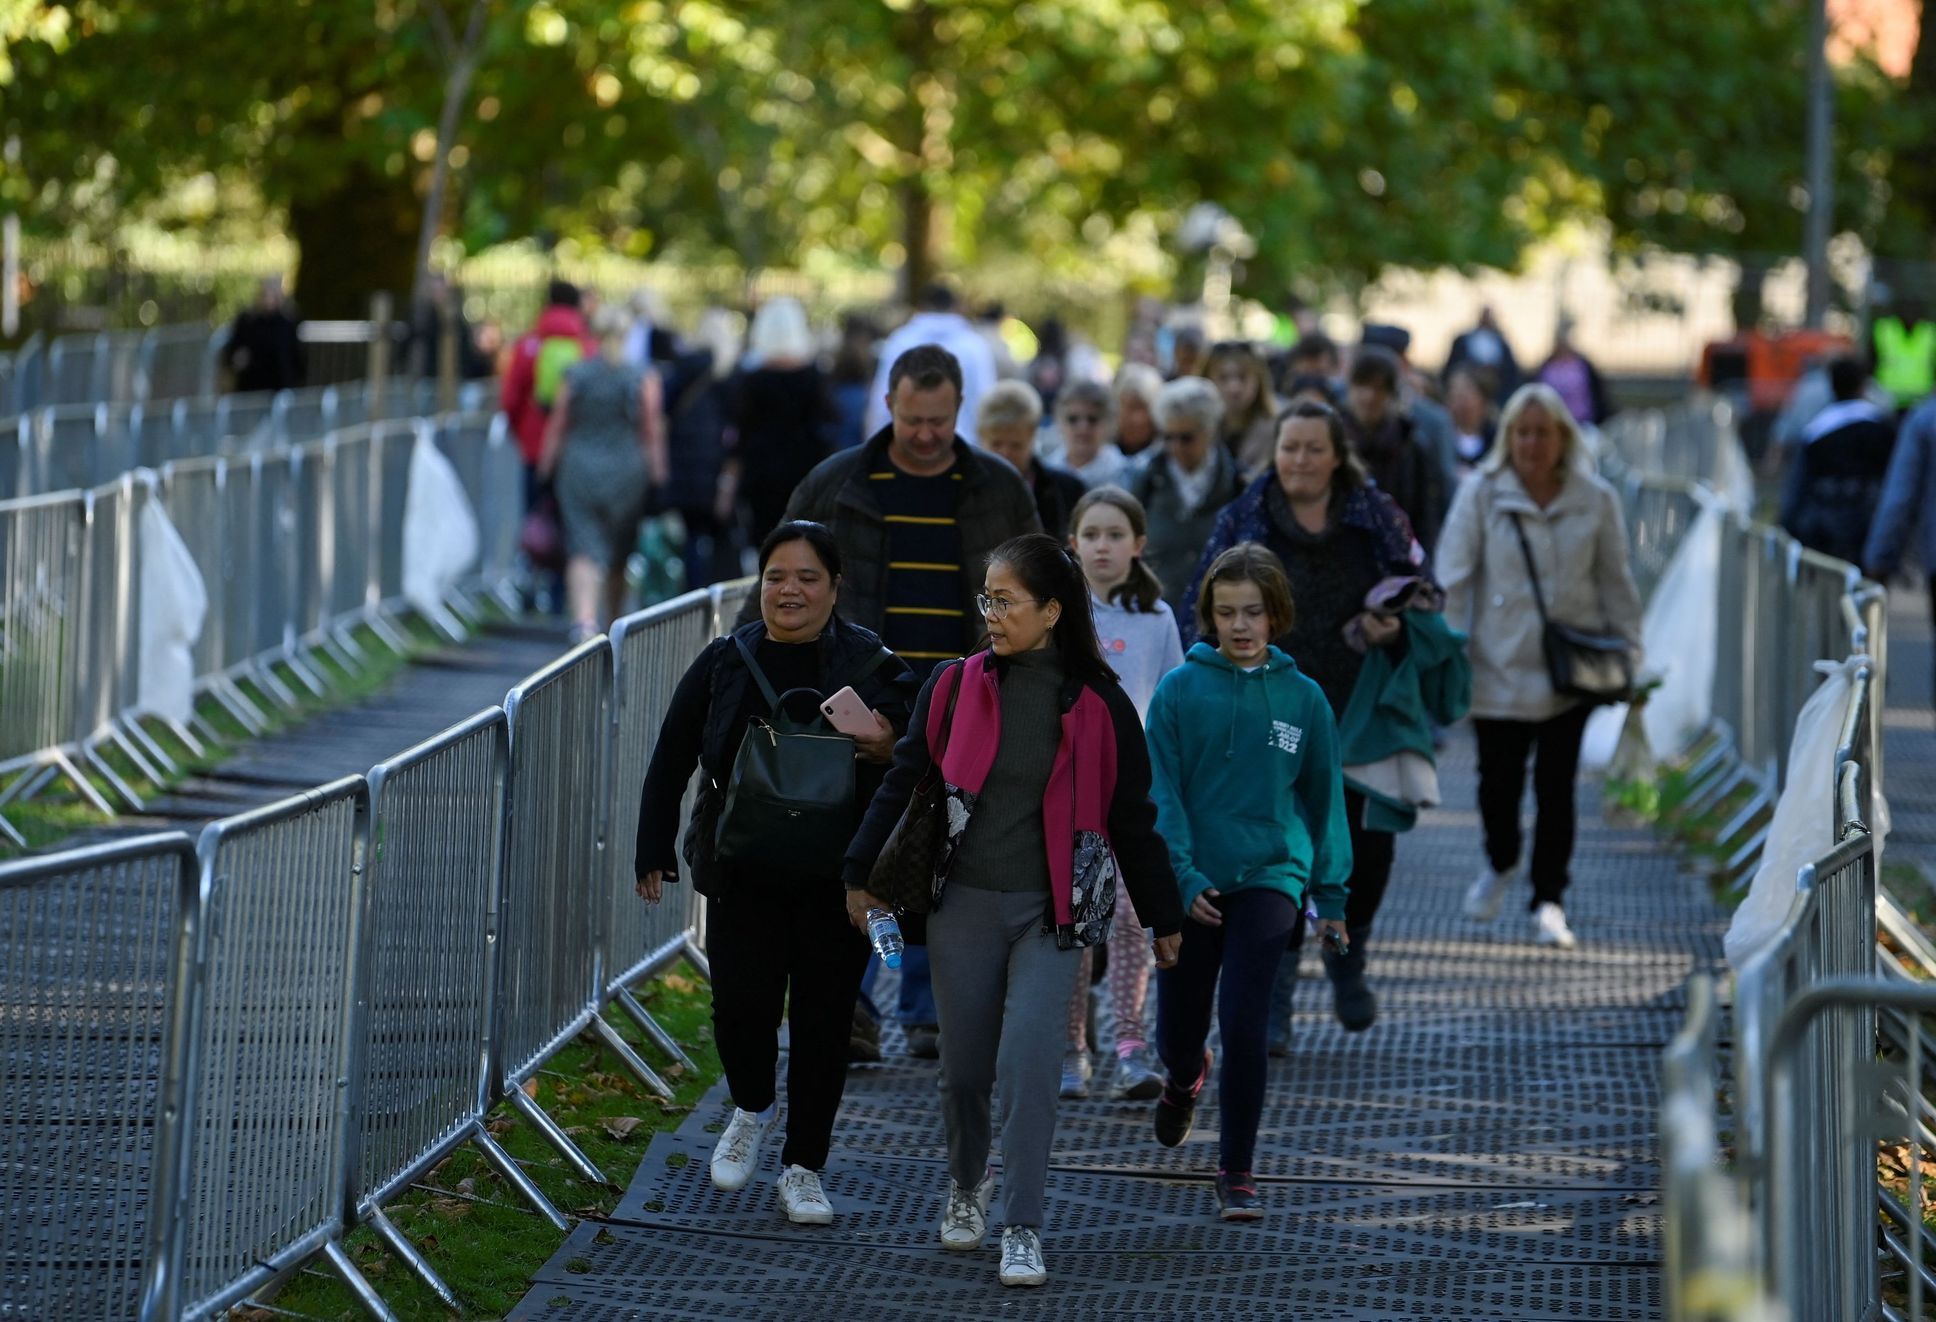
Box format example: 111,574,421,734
978,379,1044,431
1154,376,1224,435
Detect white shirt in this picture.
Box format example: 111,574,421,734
1165,453,1218,515
864,311,1000,440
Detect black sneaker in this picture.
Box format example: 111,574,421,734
1215,1171,1263,1222
1153,1047,1212,1148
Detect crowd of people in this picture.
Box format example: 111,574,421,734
615,289,1656,1288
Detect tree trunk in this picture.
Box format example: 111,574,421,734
288,162,419,319
901,176,934,302
412,0,492,307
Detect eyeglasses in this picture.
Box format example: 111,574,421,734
976,593,1049,619
1060,413,1103,425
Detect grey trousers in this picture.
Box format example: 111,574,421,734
928,885,1082,1229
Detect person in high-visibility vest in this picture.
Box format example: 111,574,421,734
1872,309,1936,410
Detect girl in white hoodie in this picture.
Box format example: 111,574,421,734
1059,487,1186,1101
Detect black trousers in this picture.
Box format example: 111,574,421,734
1472,703,1594,908
706,886,871,1171
1287,789,1396,954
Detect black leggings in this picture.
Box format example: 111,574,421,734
1155,888,1299,1173
1472,704,1594,908
705,887,871,1171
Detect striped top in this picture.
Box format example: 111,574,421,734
873,465,967,674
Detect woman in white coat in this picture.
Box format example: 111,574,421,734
1435,383,1642,949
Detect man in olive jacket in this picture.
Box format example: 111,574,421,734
738,343,1041,669
737,341,1039,1060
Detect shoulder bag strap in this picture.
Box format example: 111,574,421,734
732,634,784,711
1506,512,1553,628
846,646,894,691
931,661,967,763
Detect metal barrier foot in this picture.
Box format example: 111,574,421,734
470,1119,570,1231
616,986,698,1074
283,649,332,699
318,1238,400,1322
592,1012,675,1101
250,660,304,713
681,934,713,983
127,718,186,775
82,742,144,813
364,609,412,656
108,724,170,784
210,676,270,736
508,1084,611,1187
367,1204,458,1311
50,749,115,816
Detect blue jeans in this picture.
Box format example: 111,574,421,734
858,945,938,1026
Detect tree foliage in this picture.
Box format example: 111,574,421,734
0,0,1913,312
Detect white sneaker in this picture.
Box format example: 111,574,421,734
1533,902,1577,949
710,1107,769,1191
999,1226,1048,1287
1463,865,1516,922
777,1164,834,1224
939,1170,995,1251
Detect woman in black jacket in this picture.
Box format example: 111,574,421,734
634,520,917,1225
842,534,1184,1289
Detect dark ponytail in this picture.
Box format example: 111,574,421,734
984,533,1119,689
1070,485,1163,613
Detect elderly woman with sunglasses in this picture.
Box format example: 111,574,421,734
1042,378,1130,489
1129,376,1247,620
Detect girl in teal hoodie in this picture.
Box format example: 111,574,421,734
1146,543,1352,1221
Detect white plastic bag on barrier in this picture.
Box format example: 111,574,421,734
1711,430,1756,516
402,427,479,629
1724,655,1862,971
1583,497,1724,771
137,499,208,726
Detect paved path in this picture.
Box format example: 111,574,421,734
511,740,1723,1320
73,622,565,844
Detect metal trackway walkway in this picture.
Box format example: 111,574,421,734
511,738,1724,1321
67,623,565,845
1882,586,1935,892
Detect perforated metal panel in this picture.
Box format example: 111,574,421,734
512,732,1719,1319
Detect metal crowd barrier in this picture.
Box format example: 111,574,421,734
497,639,631,1184
0,833,200,1321
160,780,376,1321
0,402,521,847
3,572,745,1318
352,710,566,1312
1631,394,1902,1318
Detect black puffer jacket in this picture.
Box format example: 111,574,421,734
634,615,918,897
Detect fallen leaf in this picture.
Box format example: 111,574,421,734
564,1125,591,1137
664,1063,687,1079
602,1116,645,1140
661,973,698,994
658,1102,694,1116
455,1177,475,1198
522,1079,539,1100
430,1198,472,1219
486,1117,514,1137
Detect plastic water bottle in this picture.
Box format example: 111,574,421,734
866,907,904,969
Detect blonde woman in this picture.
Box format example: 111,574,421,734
1113,362,1165,466
1206,341,1282,478
1439,383,1642,949
730,297,837,543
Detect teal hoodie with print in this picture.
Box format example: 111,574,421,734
1144,642,1353,919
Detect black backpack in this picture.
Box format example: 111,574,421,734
713,636,890,878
